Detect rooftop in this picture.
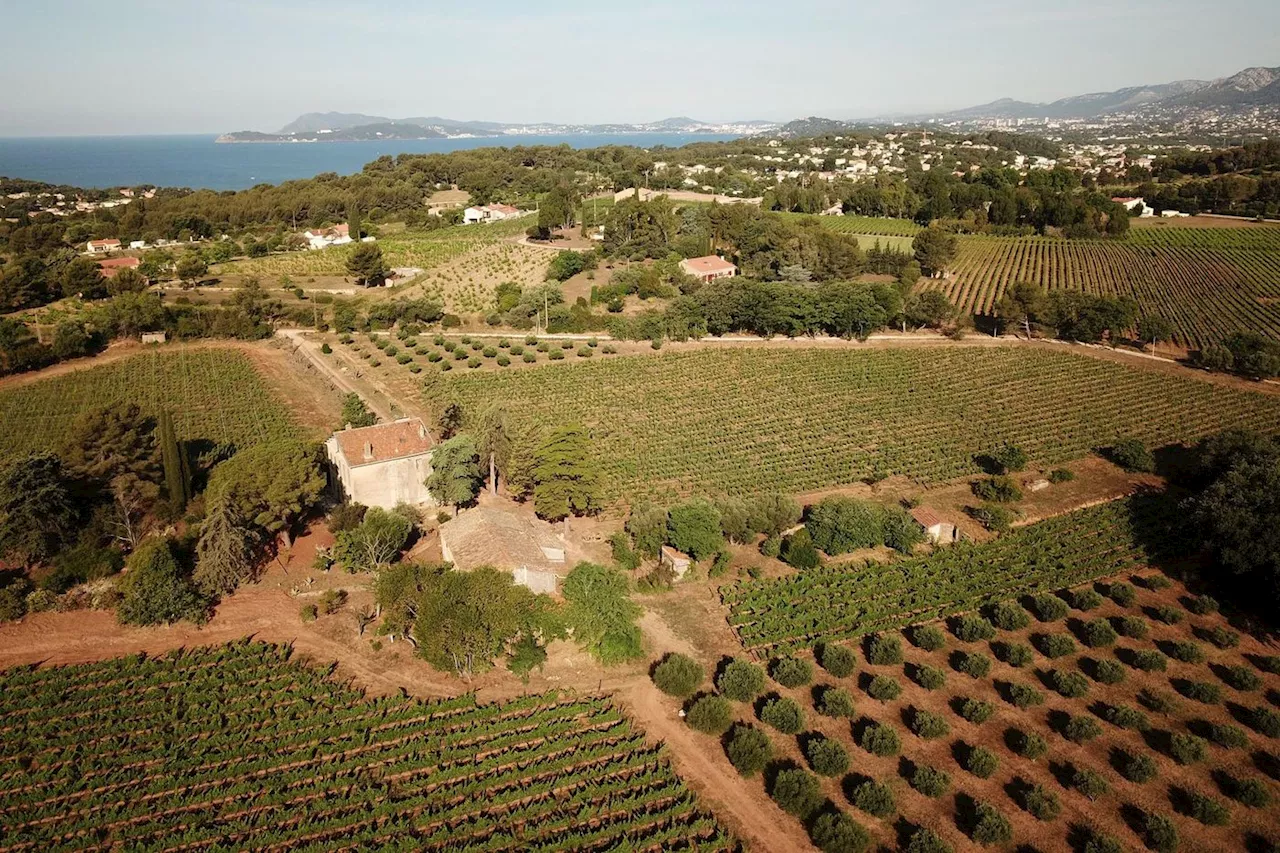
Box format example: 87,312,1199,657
910,506,948,529
441,505,565,573
333,418,433,466
681,255,737,274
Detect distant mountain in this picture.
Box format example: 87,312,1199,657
932,64,1279,121
777,116,855,137
219,114,777,143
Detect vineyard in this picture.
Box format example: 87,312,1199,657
918,235,1280,348
725,498,1170,657
0,642,732,852
782,212,923,238
444,347,1280,502
0,349,299,461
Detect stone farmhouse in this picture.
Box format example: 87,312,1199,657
324,419,436,510
679,255,738,283
439,505,567,594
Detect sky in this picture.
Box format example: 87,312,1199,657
1,0,1277,136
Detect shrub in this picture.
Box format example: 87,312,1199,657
522,352,536,363
818,686,856,718
299,603,318,622
759,696,804,734
717,659,766,702
858,722,900,756
1118,750,1158,783
467,356,481,368
319,588,347,615
1030,593,1069,622
909,708,950,739
988,600,1030,631
496,355,510,367
993,641,1034,668
910,764,952,798
1072,766,1110,800
910,623,947,651
820,643,857,677
769,767,824,818
685,695,734,734
1116,615,1148,638
955,651,992,679
1080,618,1118,648
1248,705,1280,737
1107,581,1136,606
1064,715,1103,743
1185,791,1230,826
1091,659,1127,685
1105,704,1151,731
1169,733,1207,765
770,655,813,688
1141,574,1173,590
867,675,901,701
1152,604,1183,625
965,746,999,778
806,737,850,777
969,801,1012,846
906,828,953,853
652,653,703,698
1052,670,1091,698
866,633,903,665
972,475,1022,503
1069,588,1105,611
1176,680,1223,704
1048,467,1075,483
969,504,1013,532
1021,783,1061,821
1224,775,1272,808
1010,729,1048,760
912,665,946,691
1007,682,1044,708
810,811,871,853
1129,649,1168,671
850,778,895,817
1220,664,1262,691
1255,655,1280,675
958,698,995,723
1110,438,1155,472
1143,813,1179,852
1205,625,1240,649
952,614,996,642
760,534,781,558
1186,594,1219,615
1207,722,1250,749
725,724,773,776
1036,633,1077,658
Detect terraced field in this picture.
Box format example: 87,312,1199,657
444,346,1280,502
0,642,731,851
0,349,299,460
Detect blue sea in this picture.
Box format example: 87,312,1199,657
0,133,742,191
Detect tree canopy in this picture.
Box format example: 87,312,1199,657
204,440,325,543
562,561,643,665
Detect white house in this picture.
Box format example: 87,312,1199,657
1111,197,1153,217
659,546,692,580
679,255,738,283
463,203,522,225
324,418,436,510
86,239,121,254
304,223,352,250
821,202,845,216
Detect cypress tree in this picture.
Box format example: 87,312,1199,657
159,410,190,509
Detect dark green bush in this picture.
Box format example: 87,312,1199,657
956,651,992,679
1047,467,1075,483
685,695,733,734
1080,618,1118,648
867,675,901,701
1010,729,1047,760
851,778,895,817
969,800,1012,846
1248,705,1280,737
909,624,946,651
1205,625,1240,649
1137,688,1179,714
1069,588,1105,611
1152,604,1183,625
912,664,947,691
1118,750,1158,783
1116,615,1149,638
768,767,824,818
1036,633,1077,658
1144,813,1179,852
909,764,951,798
1052,670,1091,698
1030,593,1069,622
818,686,856,718
759,695,804,734
1007,682,1045,708
1091,658,1127,685
909,708,950,740
1176,680,1223,705
988,600,1031,631
1206,722,1250,749
1224,775,1272,808
858,722,900,756
1021,783,1061,821
1220,664,1262,691
1065,715,1103,743
1186,594,1219,615
1185,791,1230,826
652,653,704,698
965,745,1000,779
993,641,1034,668
905,827,952,853
1110,438,1155,472
770,655,814,688
717,659,766,702
1106,581,1137,606
820,643,857,677
1129,649,1168,671
1169,733,1208,765
1141,574,1173,590
1254,655,1280,675
1105,704,1151,731
810,810,871,853
866,634,903,666
972,475,1022,503
1072,766,1110,800
958,697,995,724
952,614,997,642
805,736,849,777
725,724,773,776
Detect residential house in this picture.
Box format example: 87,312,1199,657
324,418,436,510
911,507,958,546
96,257,141,278
439,505,567,594
304,223,352,250
679,255,738,283
86,239,122,254
1111,197,1152,217
463,203,522,224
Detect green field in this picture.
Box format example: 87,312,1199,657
445,346,1280,501
0,642,731,851
0,349,299,461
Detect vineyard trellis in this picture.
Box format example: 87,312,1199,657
0,349,300,461
444,347,1280,503
723,497,1174,658
0,641,732,852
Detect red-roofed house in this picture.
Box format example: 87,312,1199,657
96,257,141,278
86,238,122,254
911,506,957,545
679,255,738,283
304,223,352,250
324,417,437,509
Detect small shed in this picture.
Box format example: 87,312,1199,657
910,506,957,545
141,331,167,344
659,545,692,579
439,505,566,593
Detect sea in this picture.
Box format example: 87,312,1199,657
0,133,743,191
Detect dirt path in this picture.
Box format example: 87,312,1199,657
277,329,399,422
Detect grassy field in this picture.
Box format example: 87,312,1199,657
0,349,299,461
0,642,732,851
443,347,1280,502
707,552,1280,851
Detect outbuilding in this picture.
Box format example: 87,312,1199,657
911,506,958,545
324,418,436,510
439,505,567,593
659,545,692,579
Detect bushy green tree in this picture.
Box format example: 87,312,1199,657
117,538,206,626
194,501,258,595
717,658,766,702
0,453,79,566
340,393,377,428
666,498,723,560
205,440,324,545
533,425,600,520
725,724,772,776
652,652,703,698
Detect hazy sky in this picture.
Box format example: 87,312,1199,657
2,0,1276,136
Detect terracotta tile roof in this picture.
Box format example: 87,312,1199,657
681,255,737,274
97,257,141,278
1111,197,1139,203
487,204,519,215
88,239,121,247
910,506,947,529
440,506,564,572
334,419,433,466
